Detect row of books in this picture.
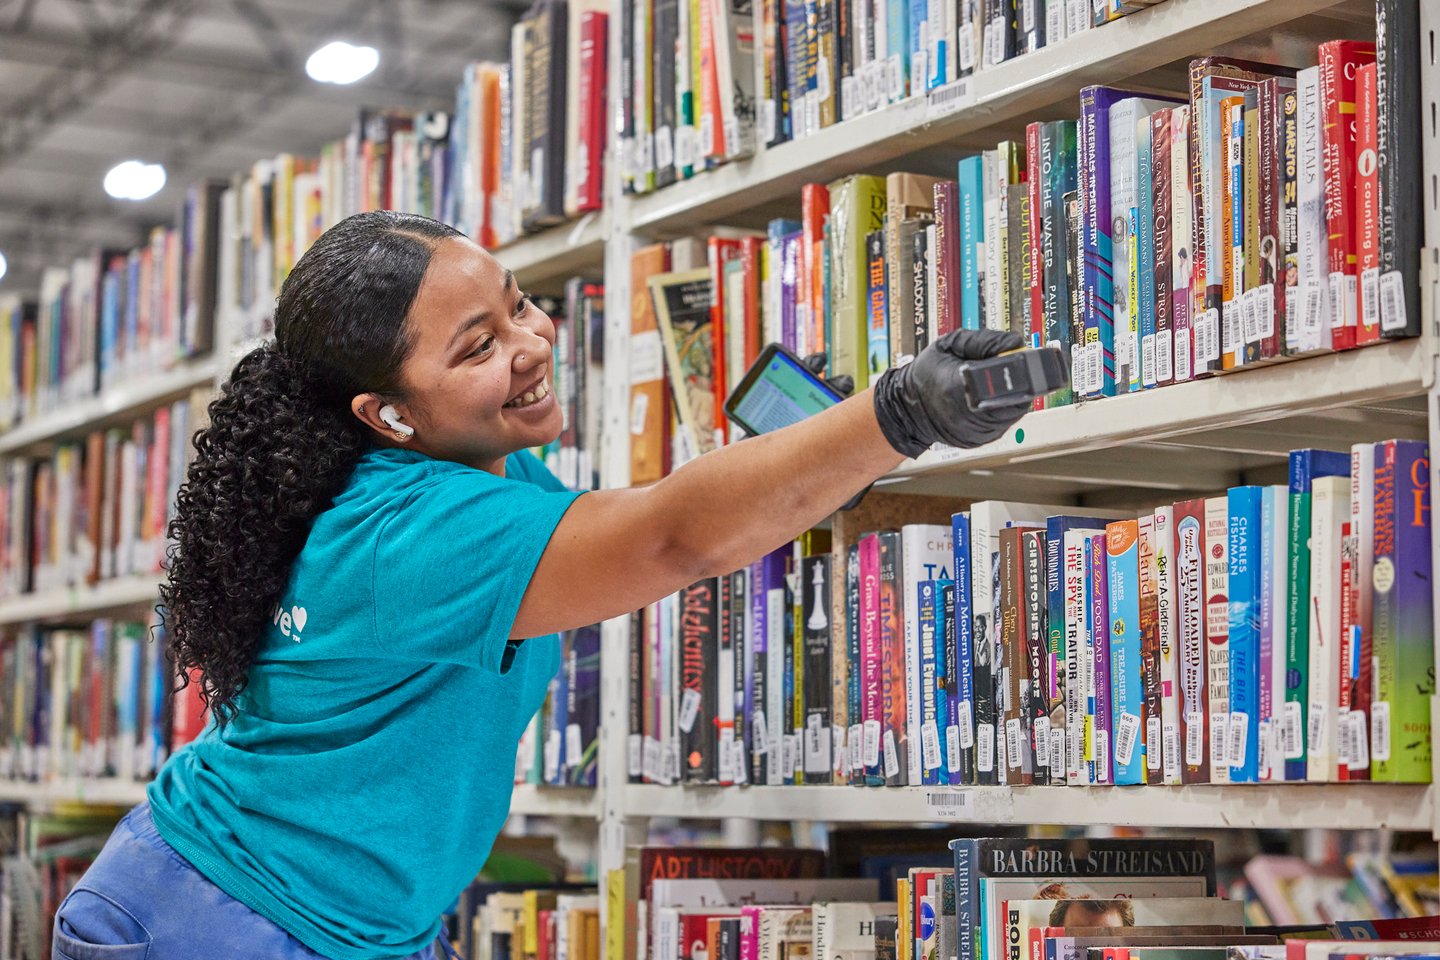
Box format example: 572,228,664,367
534,279,606,493
0,186,220,428
625,439,1432,788
455,885,601,960
515,625,603,787
0,619,206,785
617,0,1166,194
1241,852,1440,926
0,389,209,598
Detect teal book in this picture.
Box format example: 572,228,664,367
958,155,985,331
1227,486,1263,782
1105,520,1143,784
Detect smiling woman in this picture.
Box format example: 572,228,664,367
49,210,1030,960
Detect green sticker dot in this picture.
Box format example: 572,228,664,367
1014,428,1025,444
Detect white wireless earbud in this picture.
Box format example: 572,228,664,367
378,404,415,438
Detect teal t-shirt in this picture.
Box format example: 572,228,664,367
148,448,582,960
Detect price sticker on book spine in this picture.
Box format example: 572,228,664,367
718,728,735,783
976,723,995,772
1195,309,1220,363
922,719,942,771
642,736,660,780
1210,711,1229,768
1093,729,1110,782
863,719,881,768
849,723,864,770
664,740,681,783
1307,700,1326,757
1380,270,1408,332
1049,728,1065,776
817,56,833,103
1258,283,1276,338
1004,718,1023,769
1163,721,1180,780
840,77,861,121
699,115,715,159
566,723,583,768
1336,709,1356,767
544,729,561,781
1114,713,1140,766
947,724,962,771
806,721,831,773
1146,717,1162,770
1066,0,1087,36
628,734,643,777
1257,719,1273,777
1283,700,1303,758
1328,272,1347,329
957,699,974,748
1032,716,1051,766
752,709,768,754
1185,712,1204,766
1349,710,1369,770
1141,334,1157,387
1227,711,1248,768
760,99,778,141
783,734,797,778
678,687,702,733
883,729,901,778
888,55,904,101
1371,701,1391,762
832,724,847,776
1155,329,1173,383
958,26,977,72
1242,289,1262,344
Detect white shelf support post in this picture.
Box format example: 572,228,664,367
1420,0,1440,842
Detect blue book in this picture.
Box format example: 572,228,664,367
937,579,955,781
957,155,984,330
784,0,808,137
1077,86,1152,398
1045,515,1110,784
908,0,927,94
1227,486,1263,782
950,513,975,784
1105,521,1143,784
1136,116,1157,388
1283,449,1350,781
888,0,909,102
918,579,941,785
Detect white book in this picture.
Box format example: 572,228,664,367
982,150,1002,332
718,576,738,784
1306,475,1349,782
1203,496,1230,783
814,902,890,960
1152,506,1183,784
1063,527,1096,784
901,523,954,784
714,0,757,159
1262,485,1290,781
1296,66,1331,353
766,576,786,784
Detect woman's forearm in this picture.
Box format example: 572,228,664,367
647,388,906,576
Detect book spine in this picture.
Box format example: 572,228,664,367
1280,88,1301,354
1296,67,1331,354
844,544,862,783
1204,495,1231,783
1109,99,1139,393
1227,487,1262,782
1022,530,1050,785
1242,92,1261,364
1042,122,1078,406
788,543,802,785
1257,80,1283,359
1320,41,1374,351
971,513,998,785
629,610,645,782
878,529,907,785
1257,488,1277,780
1153,507,1182,784
802,554,833,782
1105,521,1142,784
918,579,941,784
1285,453,1316,779
1347,447,1374,782
1009,183,1030,340
981,151,1001,334
1063,528,1091,784
1151,109,1174,386
1356,63,1381,347
1138,515,1163,783
935,181,960,337
952,514,975,784
866,230,890,379
1174,498,1210,783
1026,122,1046,357
1171,106,1195,383
1376,0,1423,338
957,157,984,332
952,840,977,960
576,12,607,212
1044,521,1066,783
1088,531,1110,783
767,551,787,785
1307,476,1348,782
1220,97,1242,369
1077,87,1115,398
860,534,884,784
939,579,957,782
1372,441,1433,781
998,528,1028,783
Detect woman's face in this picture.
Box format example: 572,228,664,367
393,236,562,474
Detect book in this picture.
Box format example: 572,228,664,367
650,268,717,466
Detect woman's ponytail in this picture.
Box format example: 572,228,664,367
161,211,463,725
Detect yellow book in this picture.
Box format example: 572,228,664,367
897,878,911,960
826,175,887,390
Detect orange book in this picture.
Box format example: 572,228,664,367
630,244,672,485
1354,62,1380,347
801,184,830,358
707,237,743,445
479,65,504,248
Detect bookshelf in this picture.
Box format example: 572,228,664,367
0,573,165,628
503,214,610,291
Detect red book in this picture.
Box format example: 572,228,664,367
740,236,764,368
171,667,209,749
635,847,827,900
1173,497,1211,785
801,185,830,356
537,910,554,960
934,181,960,338
859,533,884,783
1026,122,1046,409
575,12,608,213
707,237,743,444
877,529,906,785
1355,62,1380,346
1319,40,1377,350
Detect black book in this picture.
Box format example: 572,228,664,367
1021,530,1049,786
730,569,749,783
1039,122,1076,364
628,609,645,783
783,558,797,783
680,578,720,782
651,0,679,187
898,216,933,364
873,916,900,960
801,553,833,783
520,0,568,229
1376,0,1423,338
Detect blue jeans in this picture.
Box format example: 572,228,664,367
52,801,455,960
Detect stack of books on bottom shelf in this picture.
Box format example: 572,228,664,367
611,837,1440,960
628,438,1432,789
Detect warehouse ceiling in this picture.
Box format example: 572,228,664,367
0,0,519,293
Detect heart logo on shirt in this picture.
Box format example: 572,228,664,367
292,606,308,633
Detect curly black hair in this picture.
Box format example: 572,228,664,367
160,211,463,726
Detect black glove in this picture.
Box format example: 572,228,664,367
872,328,1031,458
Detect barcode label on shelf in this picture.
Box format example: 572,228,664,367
1093,729,1110,782
1049,727,1065,775
1185,712,1204,766
1361,267,1381,329
883,729,901,778
922,719,942,770
1371,701,1391,762
864,719,881,767
977,723,995,771
1328,272,1348,328
1163,720,1180,779
1348,710,1369,770
947,724,961,771
1005,717,1023,768
1115,712,1141,766
1141,334,1157,387
849,722,864,770
924,789,977,820
753,709,768,754
926,79,973,120
1146,717,1162,770
1032,716,1051,768
678,688,702,733
1283,701,1303,758
1155,329,1173,383
1307,701,1326,756
1210,711,1229,768
1194,309,1220,363
1227,711,1248,767
957,698,974,748
1380,270,1408,332
628,734,643,777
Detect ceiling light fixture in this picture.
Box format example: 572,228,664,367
104,161,167,201
306,40,380,84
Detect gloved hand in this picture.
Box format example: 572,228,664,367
872,328,1031,458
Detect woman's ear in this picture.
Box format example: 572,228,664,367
352,394,413,443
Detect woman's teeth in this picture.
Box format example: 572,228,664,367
504,381,549,409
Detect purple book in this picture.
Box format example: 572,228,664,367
781,230,803,352
1078,86,1156,398
1089,531,1113,783
566,624,602,786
